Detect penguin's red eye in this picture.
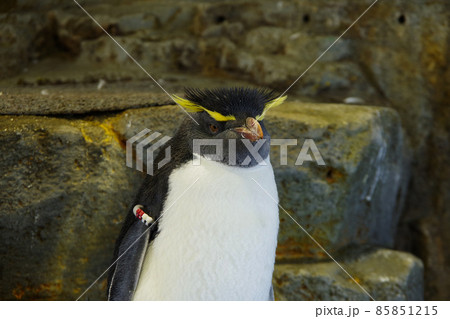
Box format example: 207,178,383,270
209,124,219,134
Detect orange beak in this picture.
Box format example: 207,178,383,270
233,117,264,142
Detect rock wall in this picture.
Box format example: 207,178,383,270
1,0,448,300
0,102,421,300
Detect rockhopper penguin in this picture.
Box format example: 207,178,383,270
107,87,287,300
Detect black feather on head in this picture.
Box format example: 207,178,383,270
184,87,280,118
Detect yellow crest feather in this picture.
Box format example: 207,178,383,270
172,95,236,122
256,95,287,121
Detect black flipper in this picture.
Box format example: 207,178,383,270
106,131,192,301
107,218,150,301
106,172,166,301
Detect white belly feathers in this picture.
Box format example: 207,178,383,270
133,156,279,300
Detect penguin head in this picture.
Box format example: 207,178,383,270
173,87,286,167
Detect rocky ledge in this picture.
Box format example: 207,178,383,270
0,97,421,300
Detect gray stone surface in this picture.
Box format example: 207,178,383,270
0,76,258,115
268,102,408,260
273,247,424,301
0,83,174,115
0,114,141,300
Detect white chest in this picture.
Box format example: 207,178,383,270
133,156,279,300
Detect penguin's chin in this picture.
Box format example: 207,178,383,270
233,138,271,167
205,139,271,168
200,153,269,168
231,155,270,168
190,136,271,167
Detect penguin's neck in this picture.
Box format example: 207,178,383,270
191,152,272,170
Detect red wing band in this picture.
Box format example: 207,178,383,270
133,205,154,226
